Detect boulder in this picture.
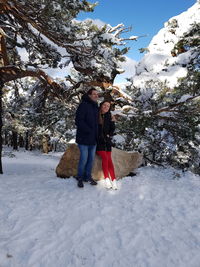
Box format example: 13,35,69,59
56,143,143,180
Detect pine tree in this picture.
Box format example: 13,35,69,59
120,20,200,173
0,0,137,172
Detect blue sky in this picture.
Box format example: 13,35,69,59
78,0,196,61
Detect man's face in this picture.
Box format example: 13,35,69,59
89,90,99,102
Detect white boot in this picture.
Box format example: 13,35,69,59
105,178,112,189
111,179,118,190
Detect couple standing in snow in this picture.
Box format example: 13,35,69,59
75,88,117,190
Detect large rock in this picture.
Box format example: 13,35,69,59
56,144,143,180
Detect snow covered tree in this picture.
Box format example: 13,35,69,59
120,12,200,174
0,0,96,83
0,0,95,172
0,0,138,173
114,72,199,173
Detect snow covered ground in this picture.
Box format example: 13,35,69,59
0,147,200,267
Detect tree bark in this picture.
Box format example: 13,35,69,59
18,134,24,147
0,82,3,174
42,136,49,154
12,130,18,150
29,136,33,151
4,130,9,146
25,131,29,150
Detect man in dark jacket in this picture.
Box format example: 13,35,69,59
75,88,99,188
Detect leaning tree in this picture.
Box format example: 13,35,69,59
0,0,97,172
0,0,139,173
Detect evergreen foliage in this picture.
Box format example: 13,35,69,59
1,0,136,156
120,21,200,174
1,0,199,176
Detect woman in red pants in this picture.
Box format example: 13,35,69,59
96,101,117,190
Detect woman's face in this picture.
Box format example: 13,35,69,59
101,102,110,114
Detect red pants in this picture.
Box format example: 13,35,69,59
96,151,116,180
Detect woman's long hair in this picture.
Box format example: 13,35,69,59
99,101,111,125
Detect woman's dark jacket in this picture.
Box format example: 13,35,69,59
96,112,115,152
75,94,98,145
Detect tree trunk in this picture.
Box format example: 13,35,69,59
4,130,9,145
25,131,29,150
54,142,57,152
0,83,3,174
29,136,33,151
18,134,24,147
42,136,49,154
12,130,18,150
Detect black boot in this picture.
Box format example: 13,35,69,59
89,178,97,185
77,179,84,188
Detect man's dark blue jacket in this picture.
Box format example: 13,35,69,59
75,94,98,145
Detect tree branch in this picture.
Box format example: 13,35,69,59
153,95,200,115
0,65,59,88
0,32,9,65
1,0,93,56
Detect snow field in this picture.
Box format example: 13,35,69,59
0,149,200,267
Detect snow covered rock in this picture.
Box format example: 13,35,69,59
56,144,143,179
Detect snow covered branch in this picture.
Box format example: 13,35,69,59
153,94,200,115
0,66,59,88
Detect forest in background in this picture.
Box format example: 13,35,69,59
0,0,200,174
